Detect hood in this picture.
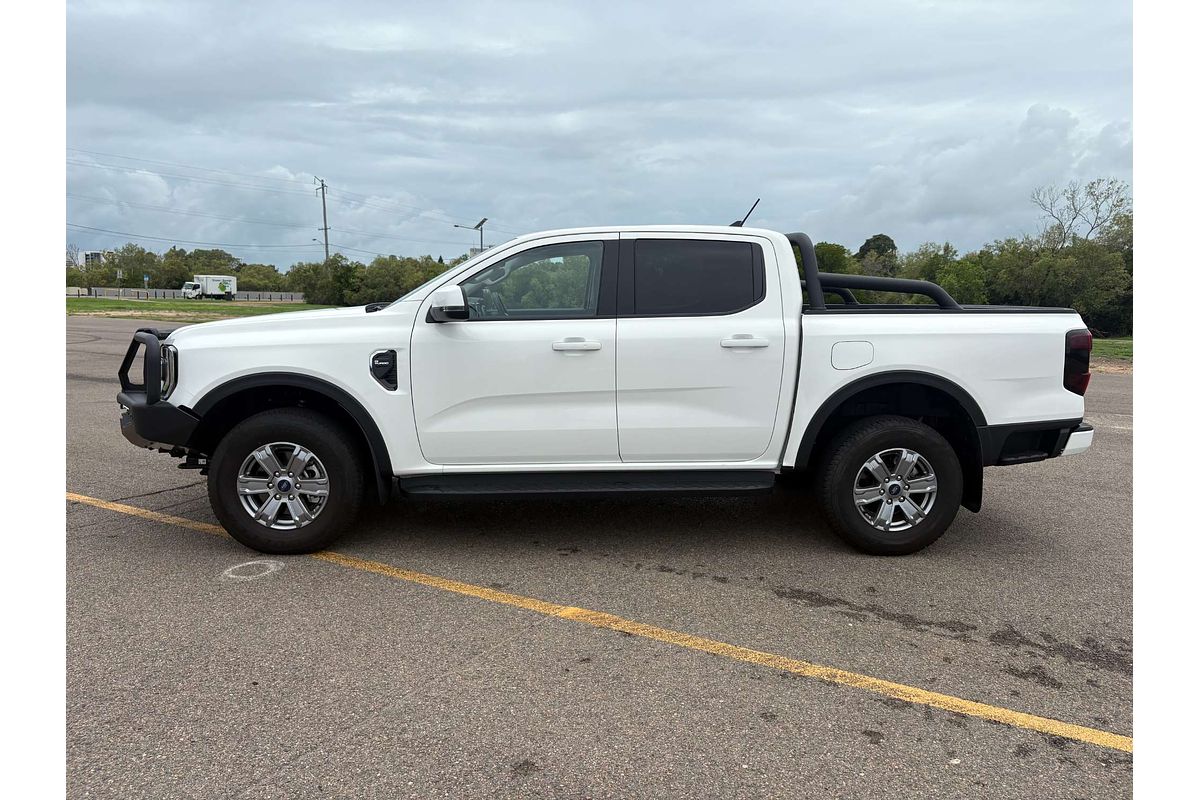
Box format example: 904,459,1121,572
166,305,411,347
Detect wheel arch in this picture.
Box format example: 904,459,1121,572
187,373,392,504
793,370,986,512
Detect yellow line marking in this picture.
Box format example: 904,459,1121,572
67,491,1133,754
67,492,228,536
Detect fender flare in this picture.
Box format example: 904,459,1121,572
792,370,987,512
191,372,392,502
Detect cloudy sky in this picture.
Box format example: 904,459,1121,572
66,0,1131,268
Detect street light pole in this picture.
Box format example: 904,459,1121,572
454,218,488,253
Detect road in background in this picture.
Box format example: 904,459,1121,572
67,316,1132,799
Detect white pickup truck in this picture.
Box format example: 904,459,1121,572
117,226,1094,555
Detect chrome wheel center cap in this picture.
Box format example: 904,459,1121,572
886,482,903,498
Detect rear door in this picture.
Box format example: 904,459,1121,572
410,234,619,465
615,234,785,462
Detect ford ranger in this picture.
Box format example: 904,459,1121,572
116,227,1094,555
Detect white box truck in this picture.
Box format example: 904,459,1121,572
181,275,237,300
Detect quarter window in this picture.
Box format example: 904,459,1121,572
460,241,604,319
632,239,763,316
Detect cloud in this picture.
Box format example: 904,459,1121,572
66,0,1131,265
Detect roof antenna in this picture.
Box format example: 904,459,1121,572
730,198,760,227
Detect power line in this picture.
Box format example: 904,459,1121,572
67,194,315,230
327,242,390,257
327,188,526,235
326,189,472,225
67,160,315,196
65,148,313,187
66,222,324,250
68,147,530,237
68,191,482,250
330,226,480,247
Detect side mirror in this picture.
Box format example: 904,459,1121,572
428,284,469,322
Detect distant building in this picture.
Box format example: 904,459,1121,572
83,250,107,266
468,246,492,258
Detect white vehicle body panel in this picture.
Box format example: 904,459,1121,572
410,231,619,465
410,315,619,465
165,305,428,475
614,230,789,462
780,310,1087,467
156,224,1088,481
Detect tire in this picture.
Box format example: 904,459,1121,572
207,408,364,554
817,415,962,555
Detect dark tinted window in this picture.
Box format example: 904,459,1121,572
633,239,761,316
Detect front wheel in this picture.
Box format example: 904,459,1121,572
817,415,963,555
207,408,364,554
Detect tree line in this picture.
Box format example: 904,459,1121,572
66,177,1132,334
66,244,467,305
807,178,1132,335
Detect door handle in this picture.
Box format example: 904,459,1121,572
721,335,769,348
552,337,602,351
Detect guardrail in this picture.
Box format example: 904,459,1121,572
67,287,307,302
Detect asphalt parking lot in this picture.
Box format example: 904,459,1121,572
66,316,1133,799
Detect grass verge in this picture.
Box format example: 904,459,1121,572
1092,337,1132,361
66,297,337,322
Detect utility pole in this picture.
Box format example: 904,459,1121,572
315,177,330,261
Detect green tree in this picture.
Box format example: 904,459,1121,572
1101,210,1133,272
284,255,364,304
857,250,899,279
936,257,988,304
813,242,855,274
1031,178,1131,251
497,255,592,308
284,260,325,300
898,242,957,284
855,233,897,261
236,263,286,291
150,246,193,289
348,255,451,305
187,248,240,274
105,243,160,288
349,256,408,305
324,254,365,305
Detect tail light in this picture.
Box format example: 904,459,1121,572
1064,328,1092,396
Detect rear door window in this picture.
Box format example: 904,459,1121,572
631,239,764,316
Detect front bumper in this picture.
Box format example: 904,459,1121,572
118,391,199,451
117,328,199,451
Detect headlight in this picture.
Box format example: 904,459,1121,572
160,344,178,400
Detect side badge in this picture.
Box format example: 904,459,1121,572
370,350,398,390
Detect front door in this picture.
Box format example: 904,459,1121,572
410,236,618,465
615,234,786,462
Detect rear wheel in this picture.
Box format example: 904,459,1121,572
817,415,962,555
207,408,364,554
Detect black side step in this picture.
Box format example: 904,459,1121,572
399,470,777,497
